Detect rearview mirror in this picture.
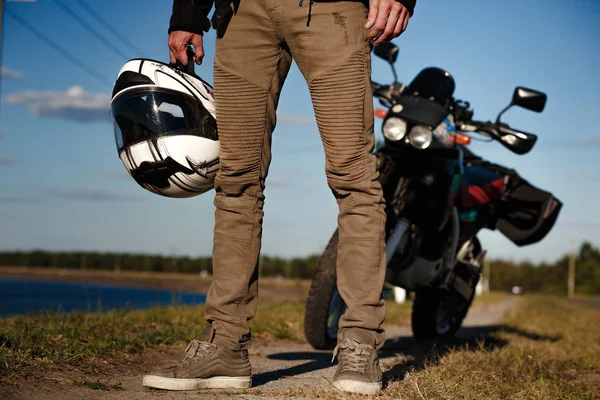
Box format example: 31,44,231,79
511,87,547,113
374,42,399,65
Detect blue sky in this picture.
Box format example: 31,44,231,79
1,0,599,263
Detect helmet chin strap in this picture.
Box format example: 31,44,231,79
186,156,219,179
130,157,195,189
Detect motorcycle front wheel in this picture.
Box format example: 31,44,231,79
411,287,473,342
411,233,482,342
304,230,346,350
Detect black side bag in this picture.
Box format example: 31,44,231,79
466,157,563,247
496,173,562,247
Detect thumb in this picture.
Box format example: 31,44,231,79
191,35,205,65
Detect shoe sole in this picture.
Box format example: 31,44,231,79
142,375,251,390
333,379,382,395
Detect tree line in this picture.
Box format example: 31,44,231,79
0,250,321,280
0,242,598,295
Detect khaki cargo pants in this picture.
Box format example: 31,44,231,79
205,0,387,350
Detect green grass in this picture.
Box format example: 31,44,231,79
0,301,305,380
273,296,599,400
4,291,595,400
0,291,504,382
380,296,600,399
386,299,413,326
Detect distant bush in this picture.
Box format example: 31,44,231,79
489,242,600,295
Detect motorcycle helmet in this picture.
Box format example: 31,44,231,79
110,53,218,198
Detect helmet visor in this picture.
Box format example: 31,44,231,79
111,88,217,153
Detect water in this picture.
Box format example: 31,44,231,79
0,279,206,317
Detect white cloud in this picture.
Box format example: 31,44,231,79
4,86,110,123
579,137,600,145
0,66,22,79
0,155,19,166
3,89,315,126
0,196,38,204
106,170,131,180
47,187,137,202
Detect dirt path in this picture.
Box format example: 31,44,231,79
578,298,600,309
2,298,518,400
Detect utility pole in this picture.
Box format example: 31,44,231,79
568,231,576,298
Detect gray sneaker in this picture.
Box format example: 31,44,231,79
142,339,252,390
331,338,382,395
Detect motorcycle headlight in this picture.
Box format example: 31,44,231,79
408,125,433,149
382,117,407,141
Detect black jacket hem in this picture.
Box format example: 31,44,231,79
168,0,416,36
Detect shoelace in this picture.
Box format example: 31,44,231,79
331,338,373,374
179,339,216,367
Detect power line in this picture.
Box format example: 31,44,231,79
1,1,39,115
50,0,130,60
75,0,144,56
4,7,111,86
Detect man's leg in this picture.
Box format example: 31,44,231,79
206,0,291,351
281,1,386,395
143,0,291,390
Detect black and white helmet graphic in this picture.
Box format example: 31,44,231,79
111,55,218,198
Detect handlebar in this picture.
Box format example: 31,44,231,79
460,120,538,155
371,81,407,107
372,81,539,155
371,80,394,105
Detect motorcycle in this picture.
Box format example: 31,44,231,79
304,42,562,349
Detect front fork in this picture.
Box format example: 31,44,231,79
385,207,481,301
385,218,410,267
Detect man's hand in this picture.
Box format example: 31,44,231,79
168,31,205,65
365,0,410,46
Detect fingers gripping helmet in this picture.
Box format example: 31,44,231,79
110,55,218,198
